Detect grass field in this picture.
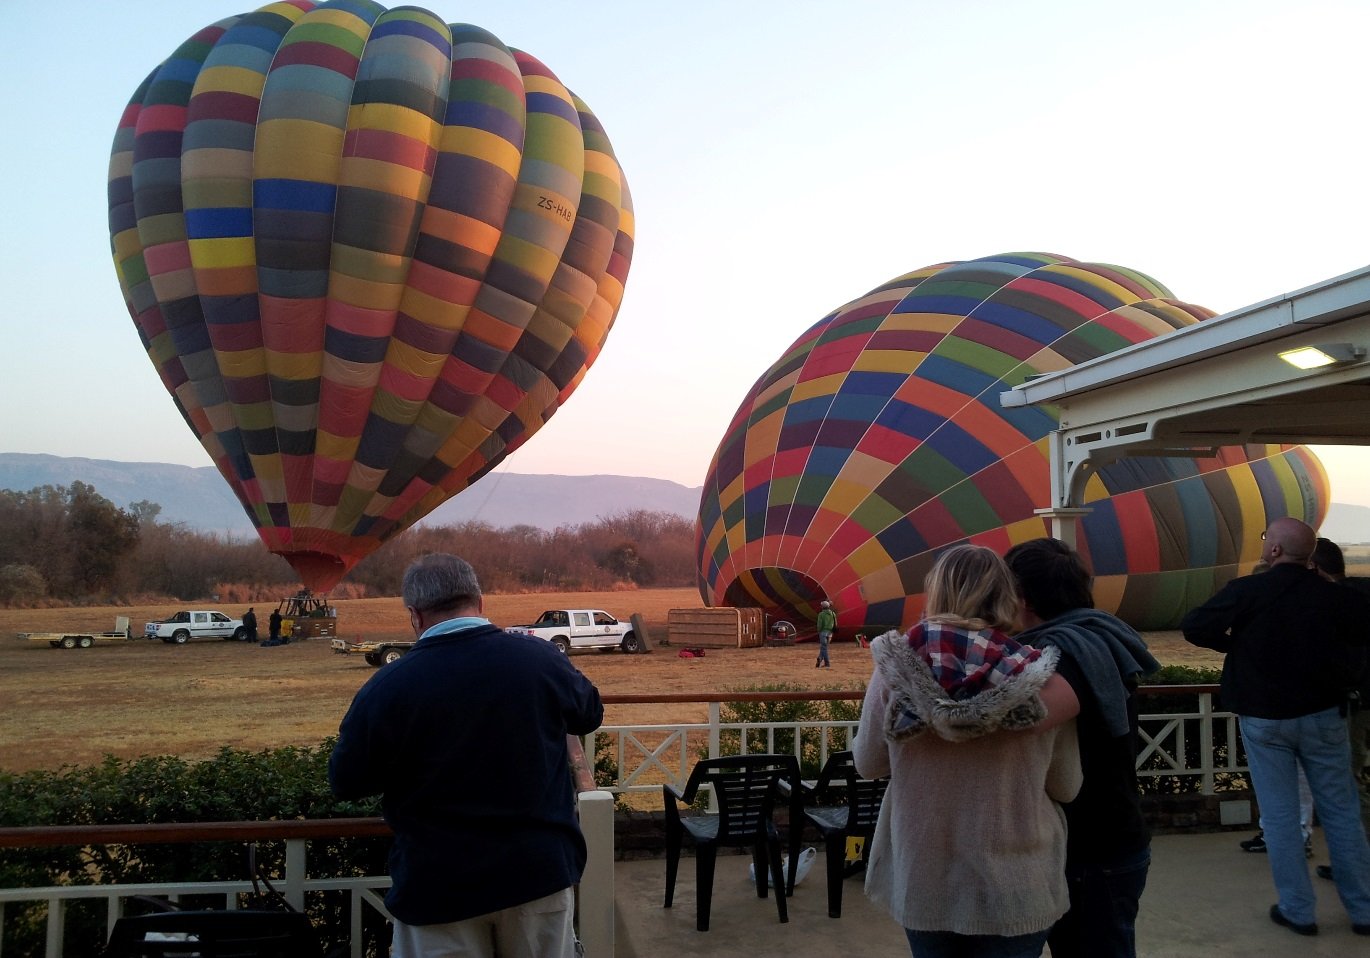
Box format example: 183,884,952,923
1,589,1222,773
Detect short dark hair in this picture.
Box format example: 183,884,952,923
1311,537,1346,578
1003,538,1094,621
402,554,482,615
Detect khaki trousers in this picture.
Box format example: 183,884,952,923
391,887,577,958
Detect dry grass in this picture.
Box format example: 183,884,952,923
0,590,1221,773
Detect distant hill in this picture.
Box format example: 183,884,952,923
1324,502,1370,545
3,452,1367,544
0,453,702,535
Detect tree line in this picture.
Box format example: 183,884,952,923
0,482,697,606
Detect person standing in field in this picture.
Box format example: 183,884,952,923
1182,517,1370,938
1005,538,1159,958
241,607,257,643
816,599,836,668
329,553,604,958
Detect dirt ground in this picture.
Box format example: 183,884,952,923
0,590,1221,773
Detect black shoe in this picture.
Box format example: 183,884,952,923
1354,922,1370,936
1270,904,1318,936
1240,831,1267,853
1316,864,1333,881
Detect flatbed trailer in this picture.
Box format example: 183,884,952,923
330,637,414,667
20,617,132,649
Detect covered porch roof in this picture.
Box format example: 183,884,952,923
1000,265,1370,515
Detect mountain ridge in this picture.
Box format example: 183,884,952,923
0,453,702,534
3,452,1369,544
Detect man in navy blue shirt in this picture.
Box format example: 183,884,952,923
330,554,604,957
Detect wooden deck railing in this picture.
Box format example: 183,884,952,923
0,686,1234,957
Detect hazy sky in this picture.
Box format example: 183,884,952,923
3,0,1368,506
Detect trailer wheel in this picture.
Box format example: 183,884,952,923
382,647,405,665
60,636,77,649
78,636,93,649
364,653,381,667
49,640,60,648
173,629,190,644
620,632,641,654
551,636,571,655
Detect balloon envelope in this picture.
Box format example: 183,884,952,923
108,1,633,591
696,253,1327,632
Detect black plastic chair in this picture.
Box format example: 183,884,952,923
102,909,323,958
791,750,889,918
663,753,801,931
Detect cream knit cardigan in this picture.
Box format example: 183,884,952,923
853,629,1082,937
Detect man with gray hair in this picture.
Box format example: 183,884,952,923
1182,517,1370,938
330,554,603,957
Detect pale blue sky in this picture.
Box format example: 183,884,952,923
3,1,1368,505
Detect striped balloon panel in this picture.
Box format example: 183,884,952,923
108,2,633,591
695,253,1328,633
388,99,636,538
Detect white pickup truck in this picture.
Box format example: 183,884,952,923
508,609,642,654
144,610,248,644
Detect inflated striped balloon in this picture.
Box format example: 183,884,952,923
108,1,633,590
696,253,1327,632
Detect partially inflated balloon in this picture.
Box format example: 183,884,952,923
108,1,633,590
696,253,1327,632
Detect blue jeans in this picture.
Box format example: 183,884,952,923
904,927,1049,958
1047,847,1149,958
1241,708,1370,926
817,630,831,666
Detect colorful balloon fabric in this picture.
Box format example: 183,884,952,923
108,1,633,591
696,253,1328,632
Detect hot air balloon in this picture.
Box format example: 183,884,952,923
107,1,633,591
696,253,1327,632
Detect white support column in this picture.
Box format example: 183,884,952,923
1033,507,1093,548
283,839,306,912
576,790,615,958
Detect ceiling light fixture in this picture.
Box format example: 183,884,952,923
1277,342,1366,370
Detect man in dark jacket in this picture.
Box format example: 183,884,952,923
1182,516,1370,937
1006,538,1159,958
1311,537,1370,833
330,554,604,957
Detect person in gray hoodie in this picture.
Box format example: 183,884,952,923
1006,538,1159,958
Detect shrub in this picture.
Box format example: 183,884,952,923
0,743,386,956
710,684,864,779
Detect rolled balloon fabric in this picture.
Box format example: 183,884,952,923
696,253,1326,632
109,1,633,591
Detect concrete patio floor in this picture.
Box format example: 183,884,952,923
612,830,1368,957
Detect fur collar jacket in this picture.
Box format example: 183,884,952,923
870,628,1061,743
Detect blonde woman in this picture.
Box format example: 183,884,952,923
854,544,1082,958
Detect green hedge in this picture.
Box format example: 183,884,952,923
0,742,386,956
713,684,864,780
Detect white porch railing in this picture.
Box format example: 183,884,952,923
0,686,1236,957
587,686,1244,798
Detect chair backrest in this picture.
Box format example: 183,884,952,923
685,755,799,843
815,750,889,834
103,909,322,958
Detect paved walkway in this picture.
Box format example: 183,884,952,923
612,830,1368,957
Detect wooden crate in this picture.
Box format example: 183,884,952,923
667,607,766,648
